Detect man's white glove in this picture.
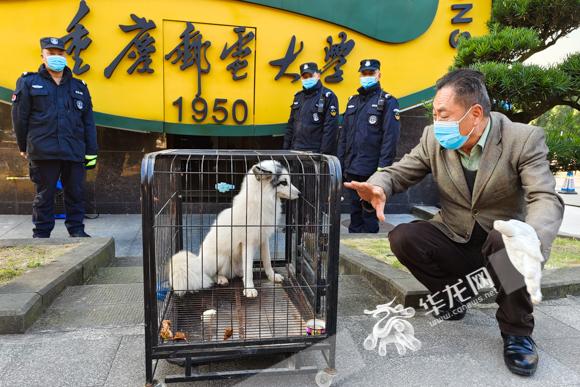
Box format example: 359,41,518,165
493,219,543,304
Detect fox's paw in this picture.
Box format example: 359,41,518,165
217,275,229,286
243,288,258,298
267,271,284,283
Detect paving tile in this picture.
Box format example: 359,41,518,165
0,335,120,387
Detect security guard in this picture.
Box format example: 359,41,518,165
11,37,98,238
283,62,339,155
338,59,401,233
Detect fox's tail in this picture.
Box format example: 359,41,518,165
169,250,214,295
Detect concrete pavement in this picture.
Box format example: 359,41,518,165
0,213,579,386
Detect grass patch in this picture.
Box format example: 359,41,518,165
0,244,78,285
342,238,409,272
343,237,580,271
545,237,580,269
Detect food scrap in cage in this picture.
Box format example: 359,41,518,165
223,327,234,341
170,160,301,298
160,319,173,342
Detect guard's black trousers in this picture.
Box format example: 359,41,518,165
388,220,534,336
29,160,86,237
346,173,379,233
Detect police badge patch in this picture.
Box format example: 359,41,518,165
368,115,377,124
11,93,17,102
394,108,401,121
312,112,320,122
330,105,337,117
76,100,84,110
50,37,59,45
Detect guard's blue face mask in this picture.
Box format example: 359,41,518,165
360,75,378,89
433,105,476,150
46,55,67,72
301,77,318,89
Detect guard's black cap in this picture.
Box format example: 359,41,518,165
300,62,319,75
358,59,380,72
40,37,65,50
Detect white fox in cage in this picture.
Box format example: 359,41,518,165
170,160,301,298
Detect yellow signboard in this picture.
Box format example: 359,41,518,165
0,0,491,136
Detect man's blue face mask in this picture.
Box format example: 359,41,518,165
46,55,67,72
433,105,476,150
360,75,378,89
301,77,318,89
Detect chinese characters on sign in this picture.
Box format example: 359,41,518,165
220,26,255,81
57,11,359,126
60,4,358,88
321,32,355,83
104,14,156,79
268,32,355,83
269,35,304,83
61,0,92,75
165,22,211,97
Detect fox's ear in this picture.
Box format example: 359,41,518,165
252,164,273,181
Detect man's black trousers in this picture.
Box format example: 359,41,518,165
29,159,86,237
388,220,534,336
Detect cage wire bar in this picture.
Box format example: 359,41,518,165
141,150,341,384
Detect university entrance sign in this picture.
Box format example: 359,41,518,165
0,0,491,136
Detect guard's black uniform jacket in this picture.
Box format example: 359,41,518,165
11,64,98,161
283,80,339,155
338,83,400,176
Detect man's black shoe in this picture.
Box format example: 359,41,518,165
433,302,467,321
502,333,538,376
70,231,91,237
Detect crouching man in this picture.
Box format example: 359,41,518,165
345,69,564,376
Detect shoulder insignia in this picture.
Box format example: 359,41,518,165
21,71,35,77
329,104,337,117
325,91,332,98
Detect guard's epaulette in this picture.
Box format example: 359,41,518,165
324,90,332,98
348,95,355,101
21,71,35,77
74,78,87,86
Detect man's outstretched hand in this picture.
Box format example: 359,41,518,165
344,181,387,222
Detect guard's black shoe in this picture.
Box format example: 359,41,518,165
433,302,467,321
502,333,538,376
33,234,50,238
70,231,91,237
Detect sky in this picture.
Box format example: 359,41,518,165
524,28,580,67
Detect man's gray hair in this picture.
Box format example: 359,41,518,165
436,69,491,116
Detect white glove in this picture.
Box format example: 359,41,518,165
493,219,543,304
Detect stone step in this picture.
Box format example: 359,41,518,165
87,266,143,285
108,255,143,267
28,283,143,332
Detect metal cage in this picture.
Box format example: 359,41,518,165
141,150,341,384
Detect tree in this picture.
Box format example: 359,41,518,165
452,0,580,123
533,106,580,171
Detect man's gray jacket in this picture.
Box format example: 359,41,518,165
367,111,565,262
